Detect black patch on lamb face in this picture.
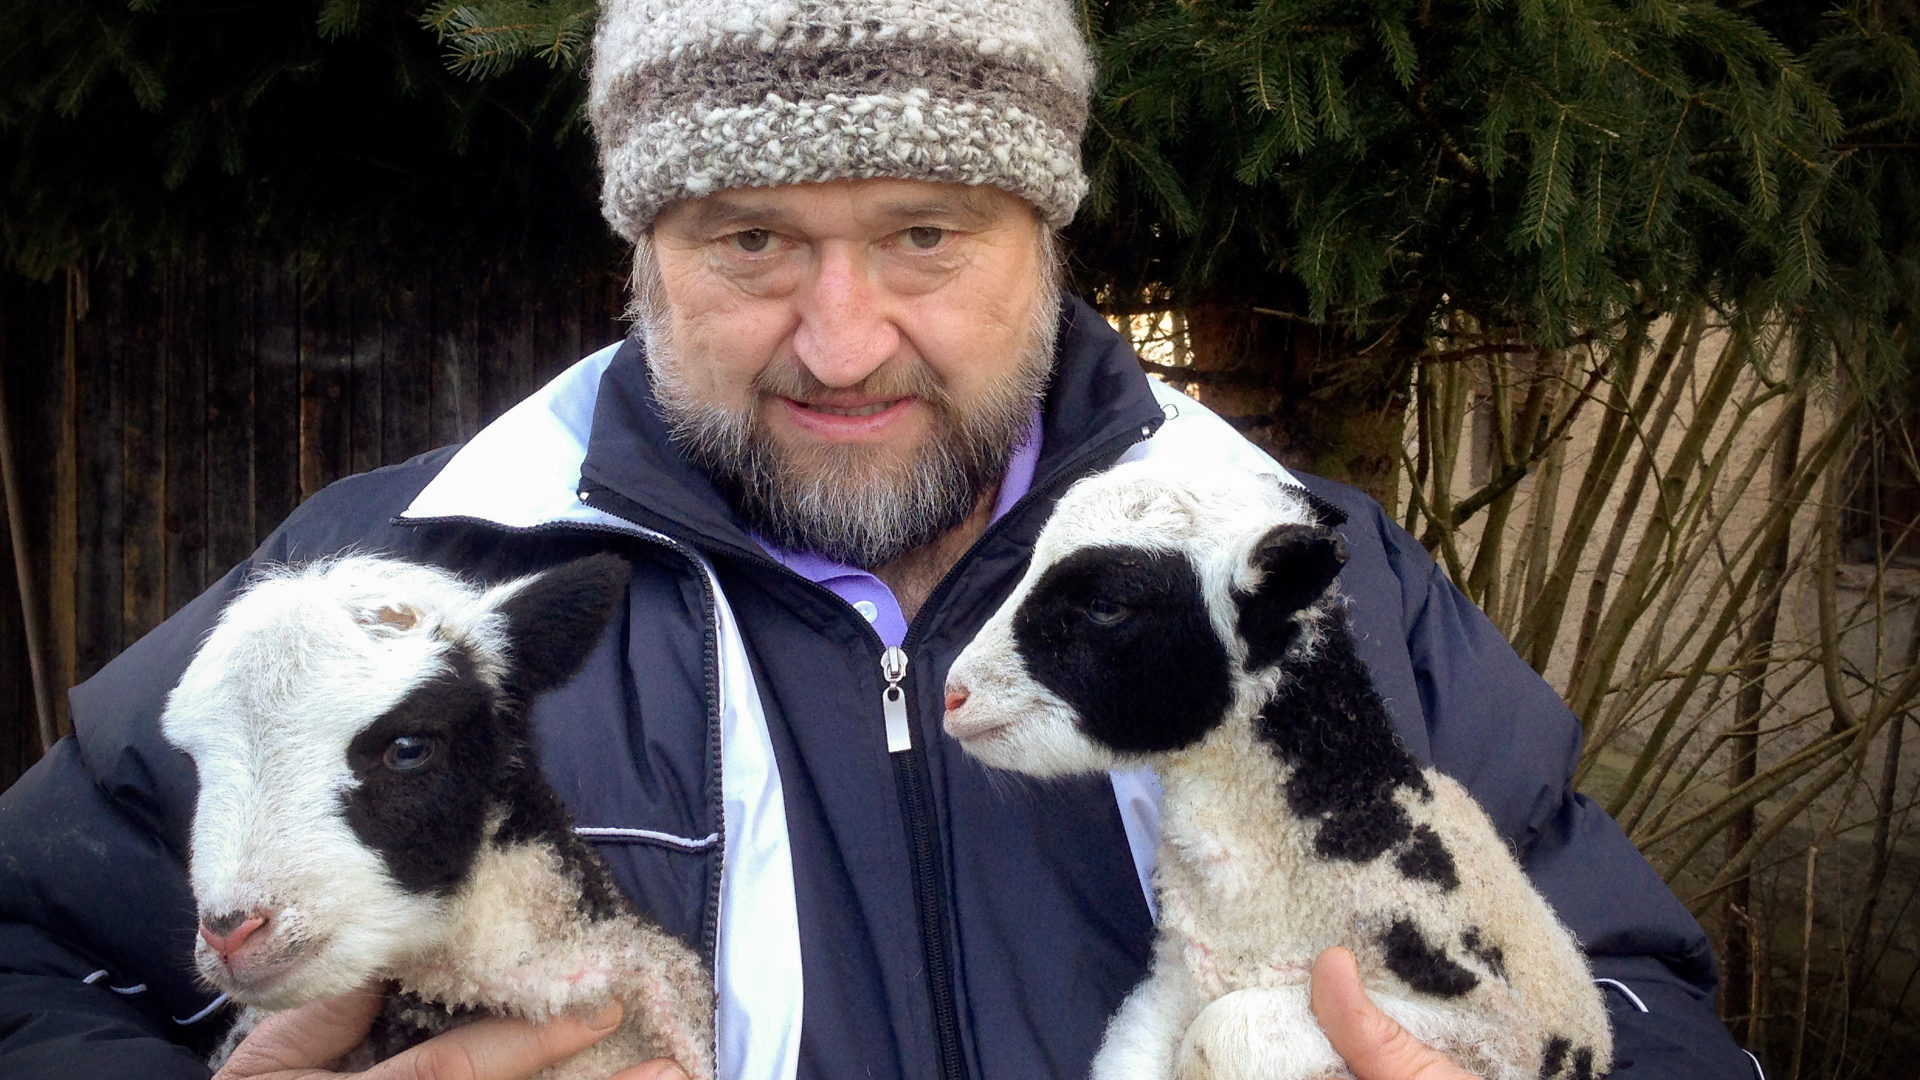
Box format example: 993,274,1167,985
344,651,505,896
1571,1047,1594,1080
1254,613,1429,864
1381,917,1479,998
1396,825,1459,890
1012,545,1233,755
1461,926,1506,979
1234,523,1347,672
1540,1035,1571,1078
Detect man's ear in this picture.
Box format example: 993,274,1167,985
492,554,631,696
1235,524,1347,670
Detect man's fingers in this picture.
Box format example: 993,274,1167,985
214,993,625,1080
1310,947,1480,1080
388,1002,624,1080
215,984,386,1076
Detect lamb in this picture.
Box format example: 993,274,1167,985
942,460,1612,1080
159,552,714,1080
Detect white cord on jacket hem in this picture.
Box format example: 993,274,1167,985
573,826,720,851
1593,977,1649,1012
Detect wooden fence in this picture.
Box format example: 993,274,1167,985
0,254,629,787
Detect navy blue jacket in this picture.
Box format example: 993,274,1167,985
0,299,1753,1079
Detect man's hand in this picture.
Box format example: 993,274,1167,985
212,984,690,1080
1310,948,1485,1080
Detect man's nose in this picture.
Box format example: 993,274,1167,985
791,249,901,387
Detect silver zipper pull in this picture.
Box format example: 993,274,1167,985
880,646,912,753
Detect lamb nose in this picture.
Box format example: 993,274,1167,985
199,910,269,958
944,685,969,712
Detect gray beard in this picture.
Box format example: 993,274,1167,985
642,284,1062,570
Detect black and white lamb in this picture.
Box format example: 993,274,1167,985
943,460,1612,1080
160,553,714,1080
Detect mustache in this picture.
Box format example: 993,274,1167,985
751,356,953,410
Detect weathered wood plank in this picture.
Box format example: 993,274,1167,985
299,276,353,499
382,273,433,464
432,271,483,446
530,289,566,411
478,269,522,426
205,249,257,572
254,257,301,534
0,515,29,784
74,268,126,682
164,262,210,616
53,269,80,730
0,276,59,780
506,274,538,410
0,275,72,751
121,269,167,644
349,280,383,475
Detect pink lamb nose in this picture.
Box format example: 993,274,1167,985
944,685,969,713
199,910,269,960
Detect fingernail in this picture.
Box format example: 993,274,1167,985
586,1001,623,1031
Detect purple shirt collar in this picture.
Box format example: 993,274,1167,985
755,411,1044,647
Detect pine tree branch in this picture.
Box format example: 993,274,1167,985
1420,333,1595,363
1134,359,1269,389
1402,71,1486,185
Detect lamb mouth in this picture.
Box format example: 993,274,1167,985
204,956,299,1004
944,717,1015,746
200,941,331,1009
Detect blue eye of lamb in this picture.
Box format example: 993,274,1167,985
383,735,438,772
1086,598,1129,626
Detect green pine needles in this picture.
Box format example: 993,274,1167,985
420,1,598,78
4,1,1913,395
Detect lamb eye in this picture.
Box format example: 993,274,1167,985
1086,598,1130,626
383,735,438,772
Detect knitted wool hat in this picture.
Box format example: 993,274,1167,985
588,0,1094,240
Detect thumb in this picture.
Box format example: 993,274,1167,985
1310,947,1480,1080
377,1001,624,1080
215,982,386,1075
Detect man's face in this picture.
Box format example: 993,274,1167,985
641,178,1061,568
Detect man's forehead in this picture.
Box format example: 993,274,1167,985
663,180,1021,233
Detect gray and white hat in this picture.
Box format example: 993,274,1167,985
588,0,1095,239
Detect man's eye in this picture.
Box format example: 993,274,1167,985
728,229,776,254
903,226,946,250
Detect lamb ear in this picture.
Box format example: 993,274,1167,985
492,554,631,696
1234,523,1347,670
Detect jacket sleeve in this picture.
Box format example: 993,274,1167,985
0,565,253,1078
1306,476,1758,1080
0,454,455,1077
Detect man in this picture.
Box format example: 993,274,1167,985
0,1,1755,1078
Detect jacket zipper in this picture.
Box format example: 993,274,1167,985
884,418,1162,1080
876,645,965,1080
